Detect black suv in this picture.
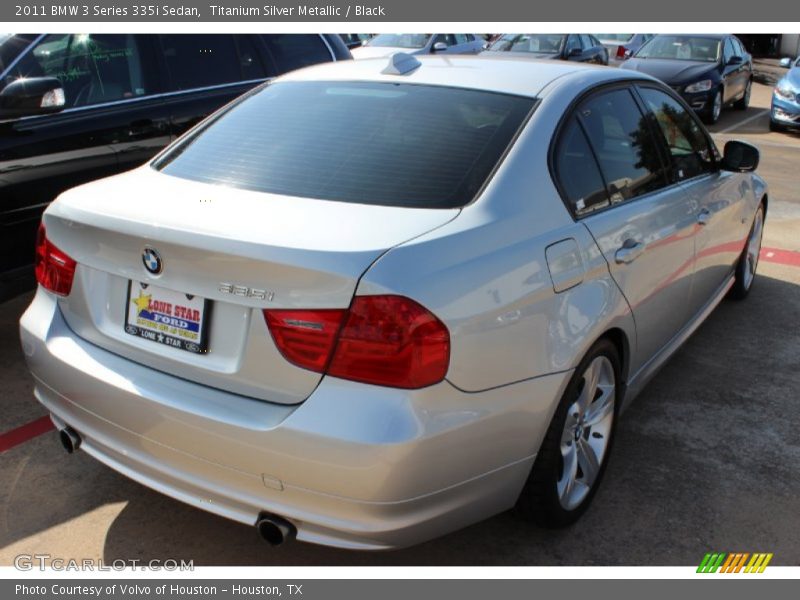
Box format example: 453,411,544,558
0,34,350,301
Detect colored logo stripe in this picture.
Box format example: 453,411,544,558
698,552,773,573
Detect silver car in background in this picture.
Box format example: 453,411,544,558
20,54,767,550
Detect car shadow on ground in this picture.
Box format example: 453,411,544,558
2,272,798,565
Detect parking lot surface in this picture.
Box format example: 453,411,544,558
1,81,798,566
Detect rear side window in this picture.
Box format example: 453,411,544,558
577,88,668,203
555,118,609,215
160,34,266,91
155,81,535,208
261,35,331,74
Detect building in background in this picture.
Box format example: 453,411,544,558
735,34,799,58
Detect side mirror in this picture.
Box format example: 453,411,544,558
432,42,448,53
721,140,759,172
727,55,743,66
779,57,792,68
0,77,65,119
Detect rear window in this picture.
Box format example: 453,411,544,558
154,81,534,208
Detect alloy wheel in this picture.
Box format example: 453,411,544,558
557,355,616,511
712,91,722,122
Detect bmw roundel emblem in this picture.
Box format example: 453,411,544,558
142,247,163,275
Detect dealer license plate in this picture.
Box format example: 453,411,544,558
124,281,211,354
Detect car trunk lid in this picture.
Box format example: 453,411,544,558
45,167,459,404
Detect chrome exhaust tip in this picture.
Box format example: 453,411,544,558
59,427,81,454
255,513,296,546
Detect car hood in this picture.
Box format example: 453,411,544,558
781,67,800,89
351,45,424,58
622,58,717,84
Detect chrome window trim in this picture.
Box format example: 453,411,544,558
5,33,336,123
0,33,46,81
318,34,337,61
12,78,273,123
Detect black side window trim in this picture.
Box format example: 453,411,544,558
549,81,679,220
632,82,722,181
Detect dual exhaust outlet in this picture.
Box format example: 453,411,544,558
57,425,296,546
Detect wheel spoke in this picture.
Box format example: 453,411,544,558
558,443,578,503
577,437,601,487
584,386,615,427
577,360,600,414
556,354,616,511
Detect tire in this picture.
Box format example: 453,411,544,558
729,204,765,300
516,339,621,527
734,79,752,110
702,89,723,125
769,119,785,132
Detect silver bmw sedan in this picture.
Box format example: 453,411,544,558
20,53,766,550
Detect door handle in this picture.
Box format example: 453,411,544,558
614,239,645,264
697,209,711,226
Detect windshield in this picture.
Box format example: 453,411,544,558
366,34,431,49
488,34,565,54
155,81,535,209
636,36,721,62
594,34,633,42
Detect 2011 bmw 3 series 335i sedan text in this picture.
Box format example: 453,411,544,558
20,53,767,550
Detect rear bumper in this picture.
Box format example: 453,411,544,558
20,288,571,549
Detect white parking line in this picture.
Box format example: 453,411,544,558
716,109,770,134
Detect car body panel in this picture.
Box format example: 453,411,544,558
679,171,757,314
21,287,572,548
580,187,698,374
45,166,459,404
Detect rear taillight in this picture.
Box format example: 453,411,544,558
263,309,346,373
264,295,450,389
616,45,629,59
34,224,76,296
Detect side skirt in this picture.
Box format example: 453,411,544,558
621,273,735,413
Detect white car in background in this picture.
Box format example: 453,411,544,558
351,33,485,58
